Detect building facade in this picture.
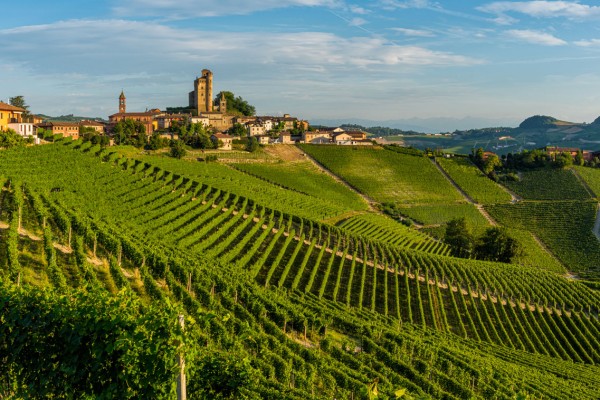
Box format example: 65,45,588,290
189,69,213,115
0,101,25,131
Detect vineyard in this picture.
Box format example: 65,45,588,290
1,140,600,398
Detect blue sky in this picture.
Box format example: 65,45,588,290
3,1,600,129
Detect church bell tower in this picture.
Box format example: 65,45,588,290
119,90,126,113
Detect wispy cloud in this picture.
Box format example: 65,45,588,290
506,29,567,46
0,19,480,76
112,0,342,17
479,1,600,23
574,38,600,47
391,27,435,37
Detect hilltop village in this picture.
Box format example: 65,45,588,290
0,68,372,150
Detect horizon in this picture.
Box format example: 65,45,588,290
3,1,600,128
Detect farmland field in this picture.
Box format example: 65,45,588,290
300,145,463,205
2,140,600,399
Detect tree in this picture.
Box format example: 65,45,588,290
245,136,259,153
0,129,25,149
474,227,520,263
228,123,247,137
9,96,30,118
554,151,573,168
112,119,146,146
483,153,501,175
444,217,473,258
575,150,585,166
170,140,187,159
215,91,255,116
148,132,169,150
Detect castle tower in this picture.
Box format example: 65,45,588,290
189,69,214,115
219,92,227,113
119,90,126,114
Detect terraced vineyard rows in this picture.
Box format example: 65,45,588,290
336,213,450,255
487,201,600,275
436,156,512,204
2,140,600,398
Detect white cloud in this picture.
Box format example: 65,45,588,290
112,0,341,17
380,0,433,9
574,38,600,47
350,4,370,14
479,1,600,22
506,29,567,45
391,27,435,37
349,17,368,26
0,19,479,74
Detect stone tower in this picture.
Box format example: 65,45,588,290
119,90,126,113
189,69,213,115
219,92,227,113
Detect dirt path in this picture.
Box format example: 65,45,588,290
570,168,597,198
593,203,600,241
430,158,497,226
263,144,306,162
296,145,376,212
498,184,522,204
530,233,565,269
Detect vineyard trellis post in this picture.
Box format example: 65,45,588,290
176,314,187,400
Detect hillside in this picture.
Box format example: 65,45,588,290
37,113,106,123
354,115,600,155
1,141,600,398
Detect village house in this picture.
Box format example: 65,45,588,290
79,120,106,133
255,135,270,145
248,122,266,136
190,115,210,127
303,131,330,144
155,113,188,130
279,131,293,144
0,101,25,131
37,122,81,140
211,133,233,150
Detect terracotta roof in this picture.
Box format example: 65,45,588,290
38,121,80,127
80,120,105,126
0,101,25,112
109,112,157,117
212,133,232,139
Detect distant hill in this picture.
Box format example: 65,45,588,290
518,115,560,129
38,114,106,123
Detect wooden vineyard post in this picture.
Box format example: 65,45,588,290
177,314,187,400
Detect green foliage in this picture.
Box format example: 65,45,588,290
444,217,473,258
474,227,520,263
9,96,29,117
0,129,26,149
245,136,259,153
519,115,558,129
189,351,257,398
215,91,256,116
0,284,193,399
112,119,146,147
169,140,187,159
228,122,248,137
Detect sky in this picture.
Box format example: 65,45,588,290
3,0,600,129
